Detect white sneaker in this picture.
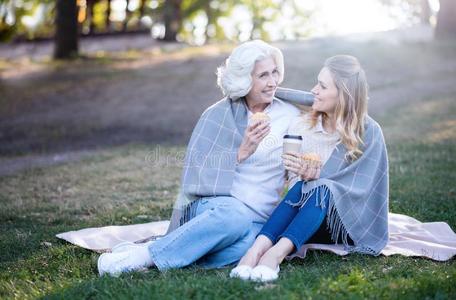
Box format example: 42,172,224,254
111,240,155,253
111,242,140,253
229,265,253,280
97,249,149,277
250,265,280,282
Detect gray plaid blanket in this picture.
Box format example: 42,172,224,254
168,87,388,256
167,88,313,232
294,116,389,255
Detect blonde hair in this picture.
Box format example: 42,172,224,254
216,40,284,100
312,55,368,161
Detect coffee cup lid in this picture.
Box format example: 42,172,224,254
283,135,302,140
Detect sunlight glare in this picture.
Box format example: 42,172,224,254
307,0,398,36
428,0,440,11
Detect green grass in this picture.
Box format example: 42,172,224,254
1,81,456,299
382,97,456,226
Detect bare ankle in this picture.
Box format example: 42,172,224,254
257,246,289,270
238,248,262,267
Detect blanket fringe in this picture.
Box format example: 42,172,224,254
287,184,350,247
327,196,349,246
286,184,330,210
327,197,379,255
179,200,199,226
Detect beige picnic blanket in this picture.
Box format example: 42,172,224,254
56,213,456,261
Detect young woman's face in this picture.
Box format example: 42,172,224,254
245,57,280,108
311,67,339,115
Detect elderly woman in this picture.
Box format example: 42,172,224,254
231,55,389,282
97,40,311,276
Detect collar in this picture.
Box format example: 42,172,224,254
314,115,326,133
245,97,277,115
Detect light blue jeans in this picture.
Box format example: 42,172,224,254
148,196,264,271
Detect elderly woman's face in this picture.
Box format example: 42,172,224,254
311,67,339,115
245,57,279,109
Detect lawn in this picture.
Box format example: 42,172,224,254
1,91,455,300
1,39,455,299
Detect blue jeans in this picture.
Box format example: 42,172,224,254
258,181,329,252
148,196,264,271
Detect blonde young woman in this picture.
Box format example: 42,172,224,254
231,55,389,282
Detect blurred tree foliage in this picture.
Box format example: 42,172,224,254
0,0,54,41
380,0,456,38
1,0,309,43
380,0,432,24
0,0,453,44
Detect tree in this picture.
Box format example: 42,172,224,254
105,0,112,30
54,0,79,59
435,0,456,39
246,0,281,40
180,0,234,43
162,0,182,41
202,1,224,42
139,0,147,22
380,0,430,24
122,0,131,31
0,0,52,41
86,0,97,33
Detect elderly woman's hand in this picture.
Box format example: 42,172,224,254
282,152,322,181
237,121,271,163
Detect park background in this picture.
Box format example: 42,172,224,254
0,0,455,299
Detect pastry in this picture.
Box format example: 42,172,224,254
250,112,270,123
301,153,322,166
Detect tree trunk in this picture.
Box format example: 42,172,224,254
54,0,79,59
435,0,456,39
87,0,96,34
162,0,182,41
105,0,112,31
139,0,147,18
204,2,212,43
122,0,130,31
138,0,147,29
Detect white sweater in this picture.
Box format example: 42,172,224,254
230,99,300,221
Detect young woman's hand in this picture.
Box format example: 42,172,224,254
282,152,322,181
237,121,271,163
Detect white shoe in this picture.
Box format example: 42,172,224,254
250,265,280,282
97,249,149,277
229,265,253,280
111,240,155,253
111,242,141,253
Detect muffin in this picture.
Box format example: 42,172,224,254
301,153,322,166
250,112,271,123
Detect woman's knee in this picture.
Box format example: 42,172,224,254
283,181,304,204
215,200,252,235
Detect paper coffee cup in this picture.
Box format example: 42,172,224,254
283,135,302,153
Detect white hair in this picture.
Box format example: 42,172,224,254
217,40,284,100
